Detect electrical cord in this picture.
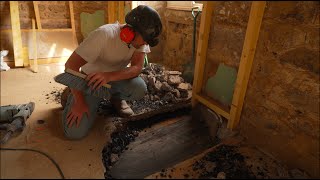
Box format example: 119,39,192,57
0,147,65,179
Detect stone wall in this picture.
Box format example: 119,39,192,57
73,1,108,44
240,1,319,178
150,1,319,177
161,9,200,72
132,1,167,64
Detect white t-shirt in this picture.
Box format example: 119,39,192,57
75,22,151,74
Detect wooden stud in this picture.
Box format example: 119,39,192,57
28,57,68,65
194,94,231,120
131,1,138,10
32,19,38,73
22,47,29,67
69,1,78,46
6,58,68,69
192,1,214,106
33,1,42,30
9,1,24,67
108,1,116,23
118,1,125,24
228,1,266,129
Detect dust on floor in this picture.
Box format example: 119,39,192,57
0,64,112,179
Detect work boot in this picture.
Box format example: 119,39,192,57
61,87,71,109
110,98,134,117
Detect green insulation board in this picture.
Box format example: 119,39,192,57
80,10,105,39
205,63,237,106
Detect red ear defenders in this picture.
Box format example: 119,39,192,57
120,25,135,44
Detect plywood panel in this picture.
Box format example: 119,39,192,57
27,31,76,59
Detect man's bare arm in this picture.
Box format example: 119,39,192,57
106,51,145,81
65,52,88,103
86,51,145,90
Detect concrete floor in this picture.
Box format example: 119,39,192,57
0,63,115,178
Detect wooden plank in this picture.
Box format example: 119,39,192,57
118,1,125,24
131,1,138,10
108,1,116,23
32,19,38,73
5,56,68,68
192,1,214,106
28,57,68,65
69,1,78,46
9,1,24,67
1,29,73,32
194,94,230,120
33,1,42,30
109,116,214,179
228,1,266,129
22,47,29,67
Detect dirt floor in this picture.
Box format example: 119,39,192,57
0,63,115,178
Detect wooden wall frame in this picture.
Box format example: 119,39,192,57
7,1,78,68
192,1,266,130
33,1,42,30
108,1,125,24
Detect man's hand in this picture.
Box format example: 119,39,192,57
85,51,145,90
66,100,90,128
86,72,111,91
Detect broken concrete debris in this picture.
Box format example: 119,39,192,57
98,63,193,117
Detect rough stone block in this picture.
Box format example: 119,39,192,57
264,1,319,25
259,22,307,55
177,83,191,91
279,47,319,73
160,82,173,92
213,1,251,27
168,75,183,85
207,24,246,67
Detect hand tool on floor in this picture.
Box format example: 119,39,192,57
54,68,112,99
0,102,35,144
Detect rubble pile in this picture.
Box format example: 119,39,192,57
99,63,193,116
193,145,256,179
101,63,194,178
